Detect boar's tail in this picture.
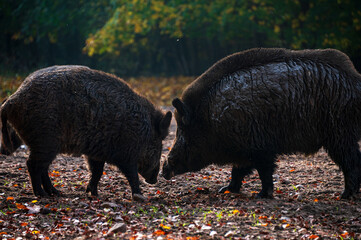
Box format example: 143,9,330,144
0,107,13,155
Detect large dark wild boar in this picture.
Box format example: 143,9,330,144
163,48,361,199
1,65,172,201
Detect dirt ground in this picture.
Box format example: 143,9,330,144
0,110,361,239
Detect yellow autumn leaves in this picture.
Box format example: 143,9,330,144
128,76,194,106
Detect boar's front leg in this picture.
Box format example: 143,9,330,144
326,142,361,199
86,157,105,197
118,163,146,202
219,166,253,193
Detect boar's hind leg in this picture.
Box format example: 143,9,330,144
254,154,277,199
85,157,105,196
326,143,361,199
27,152,57,197
219,166,253,193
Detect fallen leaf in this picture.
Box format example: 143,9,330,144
309,235,319,239
107,223,127,235
282,223,290,229
153,229,166,235
201,225,212,231
224,231,235,237
16,203,28,210
340,231,349,238
27,206,41,214
160,223,171,230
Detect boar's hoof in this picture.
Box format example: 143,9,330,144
340,190,357,200
46,188,61,197
43,184,61,196
218,186,240,194
86,186,98,197
132,193,147,202
34,189,49,197
255,191,274,199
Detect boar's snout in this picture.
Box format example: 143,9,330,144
140,165,159,184
144,168,159,184
139,155,160,185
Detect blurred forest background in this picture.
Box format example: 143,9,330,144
1,0,361,103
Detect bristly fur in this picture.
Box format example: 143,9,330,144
164,48,361,199
0,65,172,198
182,48,359,108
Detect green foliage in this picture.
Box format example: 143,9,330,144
0,0,112,72
83,0,361,75
1,0,361,76
90,0,361,51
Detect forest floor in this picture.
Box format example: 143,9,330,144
0,111,361,240
1,77,361,239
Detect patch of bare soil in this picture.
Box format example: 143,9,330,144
0,113,361,239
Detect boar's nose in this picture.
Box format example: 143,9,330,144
145,176,158,184
144,169,159,184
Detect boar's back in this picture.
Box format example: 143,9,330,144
4,65,154,158
182,48,361,154
182,48,360,110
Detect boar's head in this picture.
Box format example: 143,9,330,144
138,111,172,184
162,98,207,180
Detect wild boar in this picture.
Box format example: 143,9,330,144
162,48,361,199
1,65,172,201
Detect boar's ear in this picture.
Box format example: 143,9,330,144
172,98,190,125
159,111,172,139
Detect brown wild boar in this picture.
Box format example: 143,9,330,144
1,65,172,201
163,48,361,199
